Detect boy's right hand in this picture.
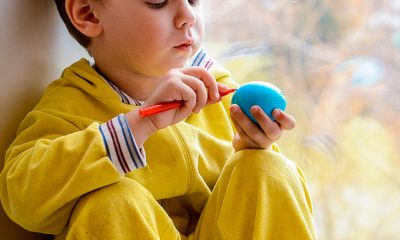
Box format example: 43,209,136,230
126,67,226,146
143,67,224,128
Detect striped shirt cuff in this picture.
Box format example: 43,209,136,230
99,114,146,175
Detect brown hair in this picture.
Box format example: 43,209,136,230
54,0,91,48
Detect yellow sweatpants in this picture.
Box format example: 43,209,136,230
56,150,316,239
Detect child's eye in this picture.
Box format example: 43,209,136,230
188,0,200,6
146,0,168,9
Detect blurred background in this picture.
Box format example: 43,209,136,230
203,0,400,239
1,0,399,239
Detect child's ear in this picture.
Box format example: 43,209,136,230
65,0,102,38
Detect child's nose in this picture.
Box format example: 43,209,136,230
174,1,196,29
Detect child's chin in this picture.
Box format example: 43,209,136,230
153,64,186,76
169,60,188,69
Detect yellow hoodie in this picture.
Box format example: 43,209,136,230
1,57,316,239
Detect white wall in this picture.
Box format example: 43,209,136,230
0,1,88,238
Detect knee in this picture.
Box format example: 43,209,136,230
217,150,316,239
226,149,312,199
229,149,312,205
61,178,167,239
74,178,151,214
221,149,313,216
230,149,298,181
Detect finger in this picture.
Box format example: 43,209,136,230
204,82,228,105
180,67,219,101
230,104,269,146
174,81,197,114
251,106,282,140
230,106,257,147
272,109,296,130
217,82,230,93
181,75,208,113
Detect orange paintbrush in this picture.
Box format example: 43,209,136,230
139,88,236,117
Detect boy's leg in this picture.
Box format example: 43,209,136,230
55,177,181,240
191,149,317,240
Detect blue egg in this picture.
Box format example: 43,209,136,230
231,81,286,124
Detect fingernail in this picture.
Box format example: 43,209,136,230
251,106,260,113
231,105,238,113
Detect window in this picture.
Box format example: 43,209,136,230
204,0,400,239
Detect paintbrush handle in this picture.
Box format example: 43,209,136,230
139,89,236,117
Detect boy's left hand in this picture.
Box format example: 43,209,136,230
229,105,295,152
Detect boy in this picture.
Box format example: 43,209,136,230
0,0,317,239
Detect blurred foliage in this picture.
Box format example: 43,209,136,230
204,0,400,239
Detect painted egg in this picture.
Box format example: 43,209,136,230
231,81,286,124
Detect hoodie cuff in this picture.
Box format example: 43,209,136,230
99,114,146,175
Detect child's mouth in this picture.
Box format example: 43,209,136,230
174,38,194,52
174,44,193,52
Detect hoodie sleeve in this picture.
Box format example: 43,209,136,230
0,110,124,234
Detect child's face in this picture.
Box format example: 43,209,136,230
95,0,205,77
